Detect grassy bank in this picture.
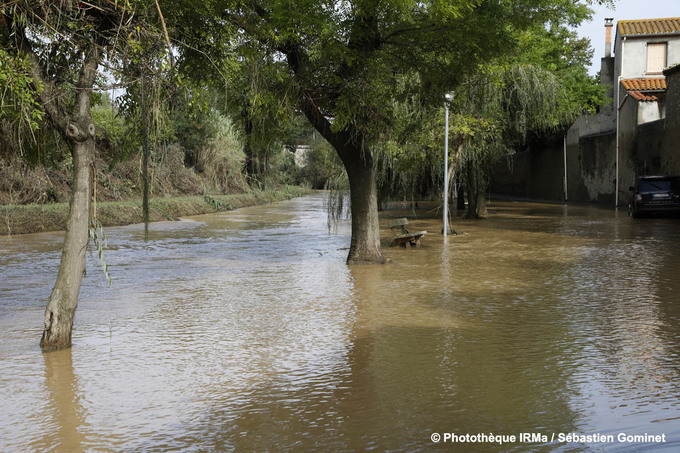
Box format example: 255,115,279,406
0,186,316,236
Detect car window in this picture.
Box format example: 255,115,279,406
640,179,672,192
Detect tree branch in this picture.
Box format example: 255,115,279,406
16,26,69,134
73,37,103,126
154,0,175,68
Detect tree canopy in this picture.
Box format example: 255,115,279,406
0,0,616,349
168,0,613,262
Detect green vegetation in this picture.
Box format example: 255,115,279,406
171,0,613,262
0,0,614,350
0,187,313,236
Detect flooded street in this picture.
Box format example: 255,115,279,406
2,193,680,451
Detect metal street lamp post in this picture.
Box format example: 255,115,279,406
443,92,454,238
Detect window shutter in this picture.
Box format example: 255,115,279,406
647,43,667,73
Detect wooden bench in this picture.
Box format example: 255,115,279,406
389,218,427,248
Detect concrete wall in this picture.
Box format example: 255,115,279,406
491,142,565,200
660,66,680,174
617,95,638,205
601,56,616,97
491,151,530,197
493,111,670,207
528,144,566,200
634,120,665,175
571,133,617,205
569,103,616,138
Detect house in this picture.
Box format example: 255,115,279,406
492,17,680,207
569,17,680,206
612,18,680,122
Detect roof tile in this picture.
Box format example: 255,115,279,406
620,78,666,91
628,90,659,102
618,18,680,36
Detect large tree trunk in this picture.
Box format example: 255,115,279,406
344,149,385,264
476,190,488,218
299,92,385,264
41,135,95,351
32,40,101,351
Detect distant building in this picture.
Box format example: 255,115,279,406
294,144,312,167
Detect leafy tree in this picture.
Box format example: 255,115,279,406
513,22,608,116
1,1,164,350
454,64,578,217
0,48,44,156
176,0,614,263
452,8,609,218
376,3,610,219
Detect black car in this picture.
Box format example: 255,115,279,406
629,175,680,218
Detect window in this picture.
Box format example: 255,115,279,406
647,43,667,74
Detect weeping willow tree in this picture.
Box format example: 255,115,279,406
374,74,452,211
455,64,579,218
374,65,578,218
374,9,608,221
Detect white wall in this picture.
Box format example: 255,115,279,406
615,35,680,79
637,101,661,124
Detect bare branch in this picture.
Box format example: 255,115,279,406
154,0,175,68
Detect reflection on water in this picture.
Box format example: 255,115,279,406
38,350,87,453
1,195,680,451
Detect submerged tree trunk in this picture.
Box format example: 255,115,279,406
299,92,385,264
344,149,385,264
465,187,489,219
25,40,102,351
41,137,95,351
477,190,488,218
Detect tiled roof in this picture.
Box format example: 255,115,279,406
620,78,666,91
618,17,680,36
628,91,659,102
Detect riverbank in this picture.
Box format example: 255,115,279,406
0,186,315,236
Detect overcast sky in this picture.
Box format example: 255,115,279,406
576,0,680,75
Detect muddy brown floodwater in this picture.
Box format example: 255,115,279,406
2,194,680,452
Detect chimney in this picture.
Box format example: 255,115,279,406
605,18,614,57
